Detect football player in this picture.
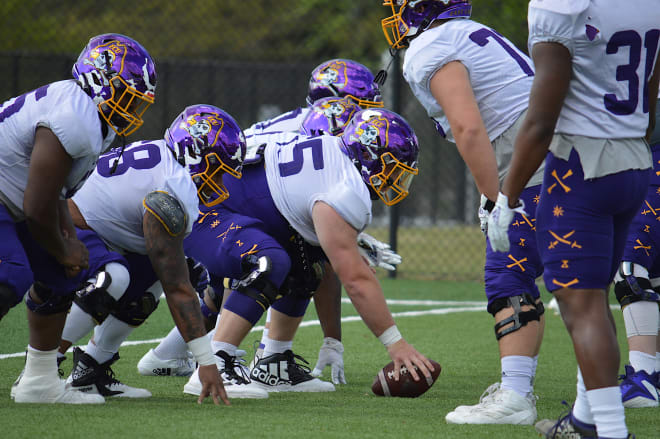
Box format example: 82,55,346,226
178,97,394,395
382,0,544,424
243,58,383,142
179,108,434,397
611,91,660,409
15,104,242,405
489,0,660,437
2,34,156,404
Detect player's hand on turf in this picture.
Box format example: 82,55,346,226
59,237,89,277
487,192,527,252
311,337,347,384
386,339,435,382
357,233,402,271
197,364,230,406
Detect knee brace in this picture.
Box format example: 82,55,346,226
113,289,159,326
231,255,283,311
25,282,74,315
488,293,542,341
73,271,117,324
614,263,660,309
284,233,326,299
0,283,20,319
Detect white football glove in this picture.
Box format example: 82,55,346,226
487,192,527,252
311,337,347,385
478,194,495,236
357,232,402,271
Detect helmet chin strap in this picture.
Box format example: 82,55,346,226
109,135,127,175
375,53,398,87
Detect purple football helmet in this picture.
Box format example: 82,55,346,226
307,59,384,109
382,0,472,49
165,104,246,207
340,109,419,206
300,97,361,137
72,33,157,137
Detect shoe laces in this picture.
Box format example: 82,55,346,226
219,353,251,385
283,350,312,381
477,382,501,405
57,355,66,379
99,354,123,387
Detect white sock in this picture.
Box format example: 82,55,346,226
587,387,628,439
23,346,59,379
85,315,134,364
211,341,236,358
573,367,594,424
154,326,189,360
260,308,272,347
263,337,293,357
629,350,656,374
61,303,96,346
500,355,534,396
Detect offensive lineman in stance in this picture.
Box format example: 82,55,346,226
180,108,434,397
2,34,156,404
14,105,243,405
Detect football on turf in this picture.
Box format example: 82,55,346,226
371,360,441,397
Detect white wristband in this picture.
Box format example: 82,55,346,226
188,336,215,366
378,325,402,347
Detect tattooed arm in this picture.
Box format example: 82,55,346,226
143,209,229,405
143,211,206,340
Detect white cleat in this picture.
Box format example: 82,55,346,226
13,374,105,404
137,349,195,377
445,383,537,425
68,347,151,398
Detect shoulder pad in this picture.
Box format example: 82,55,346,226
143,191,187,236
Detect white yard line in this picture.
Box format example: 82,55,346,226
0,300,485,360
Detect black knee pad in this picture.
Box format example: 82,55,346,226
614,276,660,309
73,271,117,324
488,293,541,341
0,283,20,319
113,293,159,326
25,282,74,315
285,232,327,299
231,255,283,311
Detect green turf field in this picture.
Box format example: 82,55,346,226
0,279,657,439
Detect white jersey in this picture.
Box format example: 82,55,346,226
529,0,660,138
244,107,310,147
264,132,371,245
0,80,115,219
403,19,533,143
73,139,199,254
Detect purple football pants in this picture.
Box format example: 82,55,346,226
536,149,650,292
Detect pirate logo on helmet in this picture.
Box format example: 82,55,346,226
315,60,349,90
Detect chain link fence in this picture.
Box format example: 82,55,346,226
0,1,531,282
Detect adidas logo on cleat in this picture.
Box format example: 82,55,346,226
150,368,172,376
250,362,289,386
